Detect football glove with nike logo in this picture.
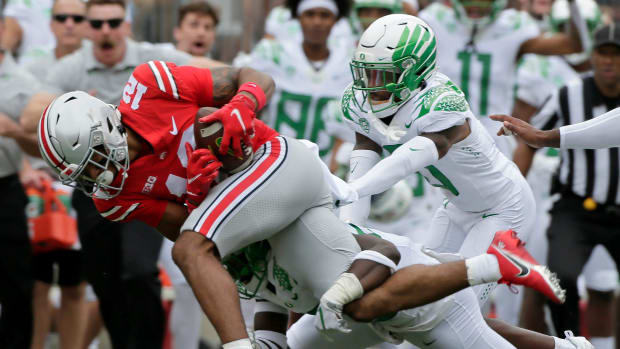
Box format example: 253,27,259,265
185,143,222,213
199,94,256,158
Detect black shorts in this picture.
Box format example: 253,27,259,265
33,249,84,286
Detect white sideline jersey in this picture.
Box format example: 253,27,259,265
264,5,356,49
420,3,539,118
341,72,524,213
240,38,354,159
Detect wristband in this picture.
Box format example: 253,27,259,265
238,82,267,111
353,250,398,273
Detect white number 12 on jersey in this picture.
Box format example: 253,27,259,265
123,75,148,111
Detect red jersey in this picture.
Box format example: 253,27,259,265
94,61,277,227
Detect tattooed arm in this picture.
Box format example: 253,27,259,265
210,66,275,111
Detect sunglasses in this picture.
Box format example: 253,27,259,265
88,18,124,29
53,14,86,23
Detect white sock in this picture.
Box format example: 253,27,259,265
590,336,614,349
465,254,502,285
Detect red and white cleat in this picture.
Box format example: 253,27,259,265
487,230,566,304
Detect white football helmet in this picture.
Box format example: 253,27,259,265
350,14,437,118
369,180,413,222
38,91,129,199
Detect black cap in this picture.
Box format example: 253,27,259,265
593,21,620,49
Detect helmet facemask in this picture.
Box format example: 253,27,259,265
351,16,437,118
39,92,130,200
223,241,271,300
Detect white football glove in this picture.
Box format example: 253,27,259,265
314,299,351,340
313,273,363,339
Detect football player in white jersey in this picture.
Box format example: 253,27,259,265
233,219,585,349
338,14,536,308
235,0,354,164
419,0,589,156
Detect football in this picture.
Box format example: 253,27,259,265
194,107,254,174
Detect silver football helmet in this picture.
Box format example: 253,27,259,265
38,91,129,199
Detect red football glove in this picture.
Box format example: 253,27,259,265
185,143,222,213
199,94,256,158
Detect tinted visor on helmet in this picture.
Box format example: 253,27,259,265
350,60,404,112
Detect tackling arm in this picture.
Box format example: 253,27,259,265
350,123,468,199
315,233,401,334
559,107,620,149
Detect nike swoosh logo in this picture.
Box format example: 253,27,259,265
231,108,246,133
497,248,530,277
410,148,421,151
405,121,413,128
170,116,178,135
423,338,437,346
350,162,359,175
187,173,201,184
482,213,499,219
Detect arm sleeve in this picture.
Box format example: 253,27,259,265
339,149,381,225
560,107,620,149
351,136,439,199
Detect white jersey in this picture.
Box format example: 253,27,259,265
4,0,55,65
517,54,581,108
239,38,353,158
264,5,357,50
342,72,524,213
420,3,539,117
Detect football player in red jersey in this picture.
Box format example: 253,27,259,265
37,61,581,349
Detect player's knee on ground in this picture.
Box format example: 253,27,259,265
172,230,219,270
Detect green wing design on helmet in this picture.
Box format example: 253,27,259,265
350,14,438,118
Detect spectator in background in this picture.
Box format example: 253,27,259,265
0,15,44,348
22,1,90,349
25,0,87,77
174,1,218,57
235,0,353,167
1,0,55,65
19,1,223,347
